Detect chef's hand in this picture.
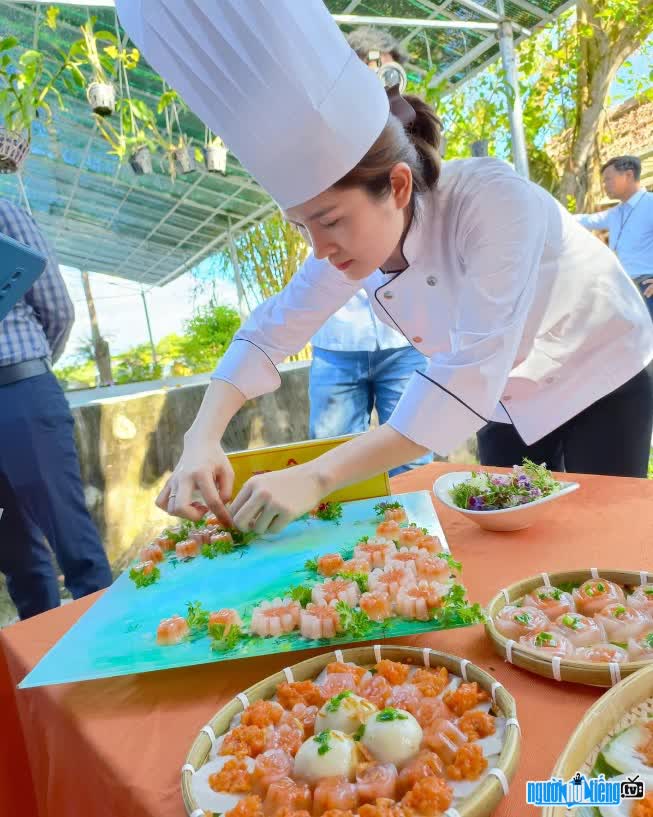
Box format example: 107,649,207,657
643,278,653,298
156,437,234,527
230,463,327,535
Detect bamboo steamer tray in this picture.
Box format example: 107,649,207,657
486,568,653,688
182,644,521,817
544,662,653,817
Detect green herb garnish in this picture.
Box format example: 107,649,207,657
437,552,462,573
336,571,369,594
538,588,563,601
334,601,373,639
313,502,343,522
353,724,366,741
644,589,653,596
514,612,532,626
561,614,579,630
313,730,332,755
431,584,485,628
596,583,606,593
202,538,235,559
209,623,243,651
129,564,160,588
185,600,210,632
358,536,369,544
304,557,319,572
377,708,408,722
373,501,404,518
613,606,627,617
448,458,561,512
287,584,313,608
163,523,191,544
534,632,555,647
326,691,353,713
646,633,653,648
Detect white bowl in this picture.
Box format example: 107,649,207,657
433,470,580,532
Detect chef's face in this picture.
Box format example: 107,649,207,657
285,163,413,280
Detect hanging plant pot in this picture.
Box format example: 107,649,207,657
0,129,30,174
87,82,116,117
471,139,489,157
129,145,153,176
172,143,196,174
203,143,228,174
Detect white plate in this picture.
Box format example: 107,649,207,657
433,470,580,532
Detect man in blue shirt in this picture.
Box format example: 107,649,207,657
0,200,112,619
576,155,653,319
309,28,433,476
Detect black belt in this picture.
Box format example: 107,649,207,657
0,358,50,386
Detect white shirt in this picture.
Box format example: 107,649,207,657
214,158,653,457
311,290,411,351
576,190,653,279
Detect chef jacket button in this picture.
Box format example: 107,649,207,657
545,376,555,384
426,276,438,286
503,395,512,402
412,336,423,343
383,290,393,299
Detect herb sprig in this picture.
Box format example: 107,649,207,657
129,564,160,588
449,458,561,512
335,601,373,639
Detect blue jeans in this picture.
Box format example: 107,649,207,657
309,346,433,477
0,371,112,619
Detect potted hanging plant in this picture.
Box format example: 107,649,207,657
0,27,83,173
72,18,124,116
157,86,196,178
203,131,228,174
95,97,159,176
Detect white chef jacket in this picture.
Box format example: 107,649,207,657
213,158,653,456
311,290,411,351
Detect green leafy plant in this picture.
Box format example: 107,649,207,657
209,623,244,651
0,31,82,141
431,584,485,628
334,601,373,639
71,18,119,86
312,502,343,522
335,571,369,594
185,600,210,632
287,584,313,608
128,563,160,588
373,500,404,518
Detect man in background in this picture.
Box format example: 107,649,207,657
576,155,653,319
309,27,433,476
0,199,112,619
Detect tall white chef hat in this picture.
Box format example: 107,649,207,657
116,0,390,210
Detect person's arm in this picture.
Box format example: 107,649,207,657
575,209,612,232
230,164,548,532
0,203,74,362
159,253,359,523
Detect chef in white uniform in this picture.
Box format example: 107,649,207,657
117,0,653,535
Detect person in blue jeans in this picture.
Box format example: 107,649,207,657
0,200,112,619
308,28,432,477
310,291,433,476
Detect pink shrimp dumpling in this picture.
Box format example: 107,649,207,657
627,584,653,614
553,612,606,647
356,762,398,803
627,631,653,660
354,538,397,568
340,557,371,575
209,608,242,635
572,579,625,617
156,614,189,645
388,547,422,573
359,590,393,622
594,602,651,642
176,538,200,559
250,598,301,637
300,602,342,640
493,605,551,640
369,566,416,600
519,629,575,657
139,543,164,564
416,555,453,584
312,578,360,608
574,643,629,663
396,580,444,621
523,585,575,620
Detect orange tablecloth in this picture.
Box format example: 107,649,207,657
2,462,653,817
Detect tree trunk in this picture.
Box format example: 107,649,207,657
81,270,114,387
558,0,653,211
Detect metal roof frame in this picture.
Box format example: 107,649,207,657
1,0,573,287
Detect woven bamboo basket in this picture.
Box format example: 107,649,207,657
544,663,653,817
182,644,521,817
486,568,653,688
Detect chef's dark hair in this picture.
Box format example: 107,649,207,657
334,95,442,199
601,155,641,180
